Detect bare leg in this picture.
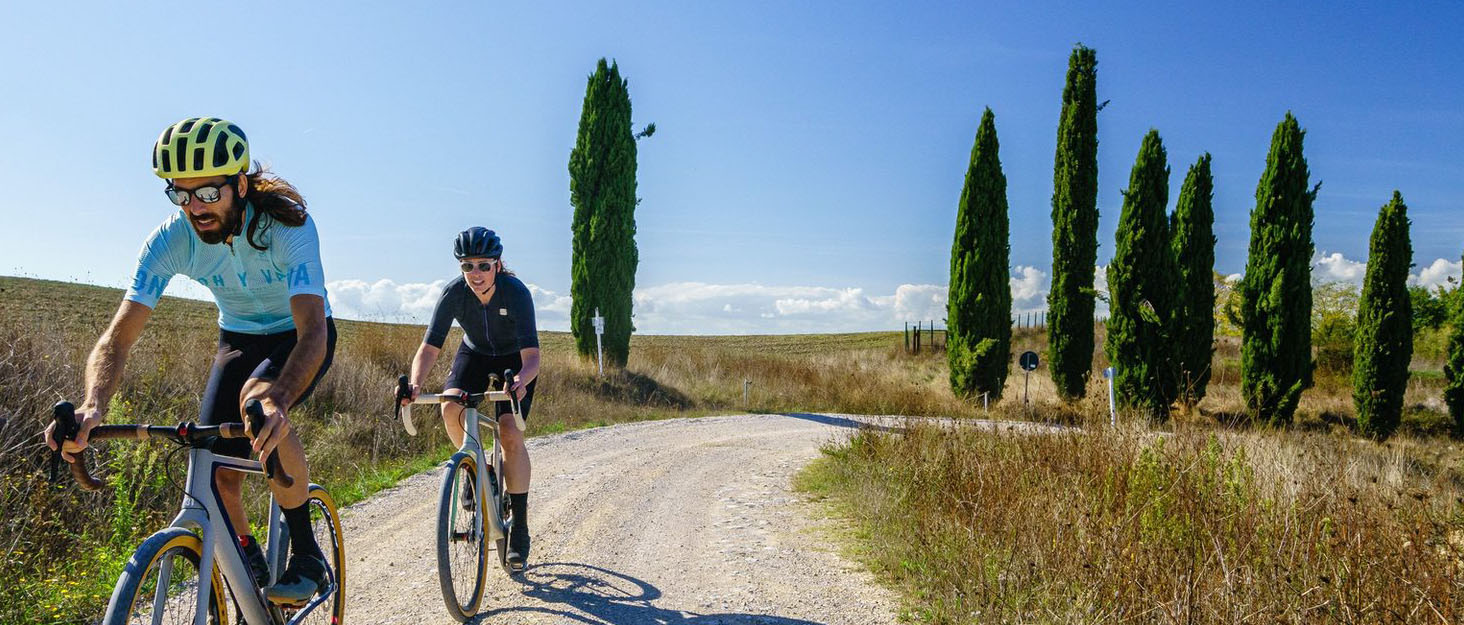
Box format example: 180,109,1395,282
440,389,467,449
216,470,251,536
241,379,310,508
498,412,530,493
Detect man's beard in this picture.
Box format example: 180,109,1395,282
190,207,243,245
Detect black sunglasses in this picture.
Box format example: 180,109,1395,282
165,178,236,206
460,260,498,273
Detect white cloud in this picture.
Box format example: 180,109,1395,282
1409,257,1462,290
633,282,907,334
327,279,447,323
1313,251,1367,284
1010,266,1048,313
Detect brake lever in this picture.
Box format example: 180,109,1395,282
396,375,418,437
243,399,294,488
49,401,77,484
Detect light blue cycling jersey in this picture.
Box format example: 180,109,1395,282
124,202,332,334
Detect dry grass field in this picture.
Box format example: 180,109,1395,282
0,276,970,623
796,328,1464,624
3,275,1461,623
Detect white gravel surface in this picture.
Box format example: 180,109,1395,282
340,413,906,625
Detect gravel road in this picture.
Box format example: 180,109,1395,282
339,413,906,625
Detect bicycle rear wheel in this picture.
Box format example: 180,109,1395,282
437,452,488,622
102,527,227,625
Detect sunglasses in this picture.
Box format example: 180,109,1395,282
460,260,498,273
165,178,236,206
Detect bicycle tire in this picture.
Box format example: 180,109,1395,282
102,527,227,625
437,452,488,622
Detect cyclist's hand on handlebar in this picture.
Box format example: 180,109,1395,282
398,382,420,407
43,407,103,463
509,375,528,401
245,393,291,465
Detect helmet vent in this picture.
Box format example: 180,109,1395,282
174,137,188,172
214,133,231,168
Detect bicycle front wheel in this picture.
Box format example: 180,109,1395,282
102,527,227,625
286,484,348,625
437,452,488,622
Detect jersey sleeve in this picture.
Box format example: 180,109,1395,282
511,279,540,349
123,220,183,309
423,283,457,348
278,213,328,300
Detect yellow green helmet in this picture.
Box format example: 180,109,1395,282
152,117,249,179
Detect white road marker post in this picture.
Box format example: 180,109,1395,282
743,379,752,408
592,308,605,377
1103,367,1116,427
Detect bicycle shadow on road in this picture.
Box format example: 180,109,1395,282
472,561,828,625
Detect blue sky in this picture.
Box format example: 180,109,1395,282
1,2,1460,333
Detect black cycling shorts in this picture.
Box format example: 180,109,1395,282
443,343,535,421
200,319,338,458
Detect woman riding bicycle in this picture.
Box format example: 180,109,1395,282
400,226,540,570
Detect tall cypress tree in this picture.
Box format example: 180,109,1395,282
569,59,640,367
1240,113,1317,425
948,108,1013,400
1048,44,1100,400
1444,250,1464,436
1353,192,1413,439
1170,153,1216,408
1106,130,1175,420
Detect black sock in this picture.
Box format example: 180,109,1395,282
282,504,324,560
509,492,528,534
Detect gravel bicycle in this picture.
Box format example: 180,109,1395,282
50,399,346,625
395,370,524,622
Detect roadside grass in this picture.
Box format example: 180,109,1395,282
797,418,1464,624
6,276,1464,623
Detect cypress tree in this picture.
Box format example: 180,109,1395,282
1240,112,1318,425
948,108,1013,400
569,58,640,367
1353,191,1413,439
1106,130,1175,420
1048,44,1100,400
1445,251,1464,436
1170,153,1216,408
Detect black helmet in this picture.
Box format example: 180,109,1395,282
454,227,502,259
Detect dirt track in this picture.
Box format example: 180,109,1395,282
340,413,904,624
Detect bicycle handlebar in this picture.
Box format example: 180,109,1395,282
50,400,293,491
395,371,525,434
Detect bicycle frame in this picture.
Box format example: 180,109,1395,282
163,448,335,625
404,390,520,543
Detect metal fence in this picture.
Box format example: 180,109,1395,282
903,320,947,354
1013,310,1048,330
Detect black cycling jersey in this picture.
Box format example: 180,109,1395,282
424,273,539,357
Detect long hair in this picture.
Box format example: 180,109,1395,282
242,161,307,251
496,260,516,278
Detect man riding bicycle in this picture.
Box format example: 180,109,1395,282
399,227,540,571
43,117,336,605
